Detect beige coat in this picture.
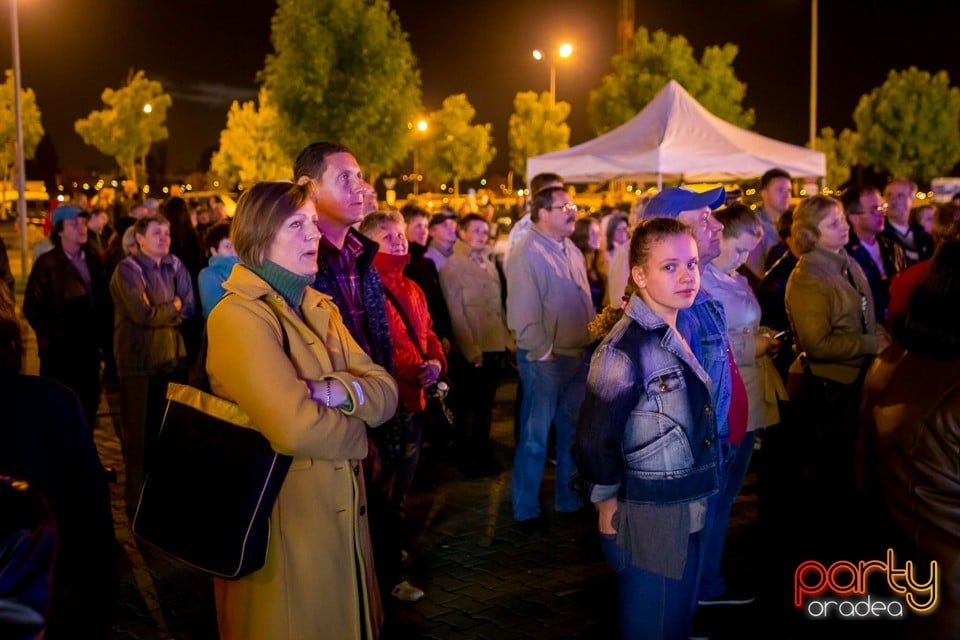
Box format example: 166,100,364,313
206,265,398,640
439,241,512,362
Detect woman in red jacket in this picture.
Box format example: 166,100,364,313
359,211,446,602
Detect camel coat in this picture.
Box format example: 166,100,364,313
206,265,398,640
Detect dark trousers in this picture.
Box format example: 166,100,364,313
449,351,504,465
40,354,101,431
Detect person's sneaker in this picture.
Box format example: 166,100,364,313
390,580,424,602
697,589,755,606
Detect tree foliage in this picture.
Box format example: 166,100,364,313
587,27,754,135
0,69,44,188
508,91,570,181
420,94,496,197
260,0,421,177
210,89,292,188
853,67,960,182
812,127,860,189
74,70,171,187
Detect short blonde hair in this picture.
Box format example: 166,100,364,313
791,195,842,254
358,211,404,239
231,182,312,267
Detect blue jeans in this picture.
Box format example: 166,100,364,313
601,531,705,640
512,350,586,521
698,430,756,599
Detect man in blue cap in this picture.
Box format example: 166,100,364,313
607,186,727,304
23,205,113,432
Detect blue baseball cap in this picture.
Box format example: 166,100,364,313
51,205,88,225
643,186,726,220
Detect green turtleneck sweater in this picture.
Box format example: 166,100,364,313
248,260,314,309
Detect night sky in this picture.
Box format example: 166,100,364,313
1,0,959,179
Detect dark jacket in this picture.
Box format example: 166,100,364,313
758,250,799,380
860,344,960,639
0,374,117,639
23,245,112,366
404,241,453,343
880,220,934,266
312,228,393,373
0,236,14,299
845,230,907,323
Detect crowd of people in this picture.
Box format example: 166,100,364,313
1,154,959,639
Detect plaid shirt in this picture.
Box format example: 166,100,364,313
318,232,372,356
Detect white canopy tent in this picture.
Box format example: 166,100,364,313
526,80,826,189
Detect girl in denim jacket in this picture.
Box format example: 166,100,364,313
575,218,723,639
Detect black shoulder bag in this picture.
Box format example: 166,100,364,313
132,307,292,580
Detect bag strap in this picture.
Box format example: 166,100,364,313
381,286,428,361
189,296,291,392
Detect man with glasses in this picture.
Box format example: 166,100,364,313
842,186,906,322
506,186,594,532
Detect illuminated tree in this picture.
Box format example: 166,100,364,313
0,69,44,191
260,0,421,177
75,70,171,188
854,67,960,182
587,27,754,135
508,91,570,181
812,127,860,189
210,89,292,188
420,94,496,197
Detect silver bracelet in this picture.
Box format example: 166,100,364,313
325,379,332,407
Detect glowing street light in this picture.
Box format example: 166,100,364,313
143,103,153,114
408,118,429,195
532,43,573,105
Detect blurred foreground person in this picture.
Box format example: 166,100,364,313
575,219,722,639
206,181,397,639
861,237,960,639
0,282,117,638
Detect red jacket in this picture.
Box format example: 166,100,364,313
374,252,447,414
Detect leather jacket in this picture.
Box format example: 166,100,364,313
861,343,960,637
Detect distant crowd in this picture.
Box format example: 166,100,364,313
1,156,959,640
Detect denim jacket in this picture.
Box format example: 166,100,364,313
574,293,723,505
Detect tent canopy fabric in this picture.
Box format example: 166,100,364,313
526,80,826,185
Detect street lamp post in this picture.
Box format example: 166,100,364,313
532,43,573,106
411,118,428,195
11,0,28,279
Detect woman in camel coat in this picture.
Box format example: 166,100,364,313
206,181,398,640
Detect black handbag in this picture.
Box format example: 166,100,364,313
132,317,292,580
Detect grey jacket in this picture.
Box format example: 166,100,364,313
505,225,594,360
109,253,195,376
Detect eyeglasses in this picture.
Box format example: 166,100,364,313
548,203,578,214
849,204,888,215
